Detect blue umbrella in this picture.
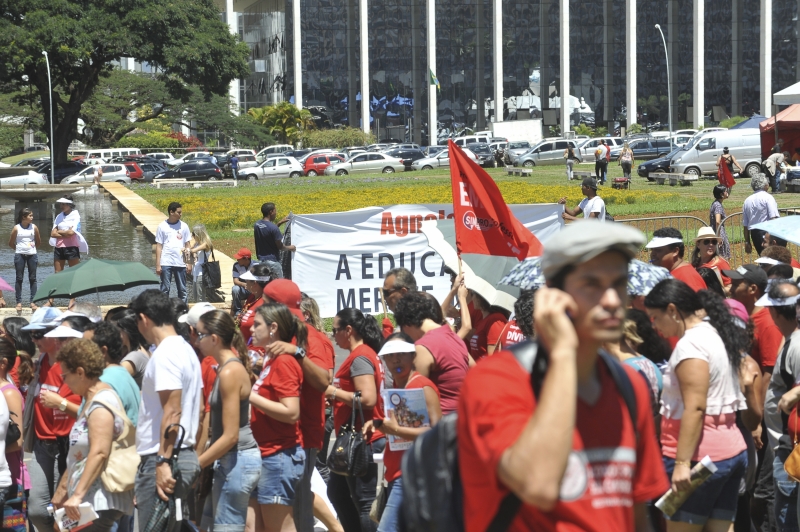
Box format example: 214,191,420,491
751,216,800,245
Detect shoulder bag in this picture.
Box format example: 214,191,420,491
91,391,141,493
202,249,222,289
327,391,372,477
785,405,800,481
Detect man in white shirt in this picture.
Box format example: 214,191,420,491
558,177,606,222
743,174,780,256
155,202,191,303
131,289,203,530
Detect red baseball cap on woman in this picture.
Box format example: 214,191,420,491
263,279,304,319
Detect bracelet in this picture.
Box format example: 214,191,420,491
674,460,691,468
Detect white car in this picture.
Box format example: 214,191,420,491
0,171,49,185
166,151,212,167
239,157,304,179
62,164,131,184
227,149,256,157
324,153,406,175
256,145,293,162
147,152,176,164
410,148,479,170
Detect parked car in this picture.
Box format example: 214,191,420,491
0,171,49,186
256,145,294,162
410,148,479,170
154,160,225,181
123,162,144,181
304,154,345,176
297,149,339,164
575,137,624,161
609,138,672,160
501,141,532,164
226,149,256,157
324,153,406,175
425,146,447,157
637,147,684,179
166,151,212,167
385,148,426,170
12,157,49,168
146,152,175,162
137,162,168,182
515,140,583,167
670,129,762,177
36,161,87,184
240,157,304,179
283,149,312,160
468,143,498,167
63,164,131,184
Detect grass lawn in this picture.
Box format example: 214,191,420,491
1,150,49,165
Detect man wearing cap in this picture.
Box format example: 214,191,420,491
743,175,779,255
646,227,707,292
232,248,255,316
254,202,296,279
155,202,192,303
763,281,800,530
261,279,334,532
458,220,668,532
558,178,606,222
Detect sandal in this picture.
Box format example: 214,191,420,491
30,302,38,312
15,303,21,315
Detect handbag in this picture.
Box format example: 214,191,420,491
5,414,20,447
202,250,222,289
785,403,800,482
370,480,388,524
92,392,140,493
327,391,372,477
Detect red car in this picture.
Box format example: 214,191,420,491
304,154,344,176
123,162,144,180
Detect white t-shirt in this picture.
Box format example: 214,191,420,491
660,321,746,419
155,220,190,268
136,335,203,455
578,196,606,221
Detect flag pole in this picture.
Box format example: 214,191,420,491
379,286,388,319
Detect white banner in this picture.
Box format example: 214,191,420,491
290,204,564,317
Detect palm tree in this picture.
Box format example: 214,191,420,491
248,102,314,144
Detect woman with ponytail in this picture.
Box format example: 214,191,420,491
325,308,385,532
248,303,306,532
645,279,748,530
195,310,260,532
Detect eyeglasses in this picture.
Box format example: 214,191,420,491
196,332,211,342
382,288,398,299
700,239,718,245
331,326,344,334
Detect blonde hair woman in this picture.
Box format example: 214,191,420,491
189,224,214,302
618,142,634,179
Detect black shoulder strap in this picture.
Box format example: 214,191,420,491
598,351,638,441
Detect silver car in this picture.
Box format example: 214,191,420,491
503,141,532,164
0,171,49,186
575,137,623,161
324,153,405,175
240,157,304,179
410,148,479,170
63,164,131,184
515,140,582,167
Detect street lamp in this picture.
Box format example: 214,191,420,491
654,24,673,151
42,51,54,185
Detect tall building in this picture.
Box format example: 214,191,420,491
218,0,794,144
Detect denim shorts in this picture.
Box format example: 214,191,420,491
663,450,748,525
253,445,305,506
202,447,261,531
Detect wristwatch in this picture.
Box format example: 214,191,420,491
58,398,68,412
294,347,306,360
156,455,173,465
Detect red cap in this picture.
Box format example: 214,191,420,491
233,248,252,259
264,279,304,319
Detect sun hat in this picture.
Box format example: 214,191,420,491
240,271,271,282
377,340,417,357
645,236,684,249
43,326,84,339
693,227,721,242
177,302,217,327
21,307,64,330
756,291,800,307
55,197,74,204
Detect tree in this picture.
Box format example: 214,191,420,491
301,127,374,149
248,102,315,145
0,0,250,163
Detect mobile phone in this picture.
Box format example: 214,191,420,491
373,419,384,429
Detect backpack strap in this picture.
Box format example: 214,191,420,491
597,351,638,441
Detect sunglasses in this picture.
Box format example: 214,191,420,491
195,332,211,342
30,331,45,340
382,288,398,299
331,326,345,334
700,239,718,245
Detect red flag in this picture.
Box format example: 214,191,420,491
448,140,543,259
717,161,736,189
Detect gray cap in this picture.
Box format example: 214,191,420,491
581,177,597,190
541,221,646,280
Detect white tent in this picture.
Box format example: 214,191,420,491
774,81,800,105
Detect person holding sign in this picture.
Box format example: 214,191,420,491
364,333,441,532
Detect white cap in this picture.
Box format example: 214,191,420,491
177,302,217,327
755,257,781,266
54,197,74,204
756,292,800,307
377,340,417,357
43,326,84,339
645,237,684,249
239,271,271,282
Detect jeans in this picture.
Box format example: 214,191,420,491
621,161,632,178
256,446,305,505
203,447,261,532
377,477,403,532
135,451,201,532
257,259,284,279
231,285,251,315
231,168,238,180
294,448,318,532
327,437,385,532
83,509,125,532
774,447,799,532
565,159,574,180
29,438,69,531
160,266,188,303
190,273,206,303
13,253,37,304
595,160,608,183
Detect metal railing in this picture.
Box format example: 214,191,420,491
719,207,800,268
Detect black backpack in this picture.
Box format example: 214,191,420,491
401,340,638,532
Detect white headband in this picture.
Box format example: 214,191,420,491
55,198,74,204
755,293,800,307
378,341,417,357
755,257,781,266
239,271,271,282
645,237,684,249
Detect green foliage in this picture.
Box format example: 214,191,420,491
719,116,747,129
248,103,316,145
301,127,374,149
595,126,609,136
116,132,179,150
548,125,561,136
572,124,594,136
627,123,643,134
0,124,24,158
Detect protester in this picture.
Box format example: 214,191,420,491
8,208,40,313
189,224,214,303
108,309,151,389
324,309,385,532
558,177,606,221
595,139,608,185
440,272,473,340
0,338,28,528
691,226,731,289
2,317,35,396
618,141,634,179
195,311,260,532
231,248,255,316
51,196,85,273
254,202,296,278
458,221,668,531
368,333,442,532
604,319,662,417
249,303,307,532
90,321,140,427
394,291,472,415
131,290,203,530
625,308,671,366
381,267,417,312
493,289,535,349
647,227,708,291
717,147,743,176
710,184,731,259
743,175,779,256
761,233,800,268
235,263,273,371
466,289,508,362
696,267,726,297
155,202,192,303
300,294,324,332
563,143,576,180
50,339,134,531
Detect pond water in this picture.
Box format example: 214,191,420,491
0,186,158,306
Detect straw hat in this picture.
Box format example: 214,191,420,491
694,227,721,242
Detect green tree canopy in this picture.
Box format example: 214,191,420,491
248,102,315,145
0,0,250,162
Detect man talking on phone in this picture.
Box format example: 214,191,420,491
457,220,669,532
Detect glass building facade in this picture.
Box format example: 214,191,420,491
232,0,800,143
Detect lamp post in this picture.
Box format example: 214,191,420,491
654,24,673,151
42,51,54,185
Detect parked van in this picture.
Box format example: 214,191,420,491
453,134,491,146
670,129,762,177
75,148,142,160
256,145,293,162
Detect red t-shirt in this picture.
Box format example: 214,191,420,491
792,258,800,269
751,307,783,369
201,355,219,414
458,352,669,532
251,354,304,457
34,356,81,440
383,375,439,483
671,263,707,292
700,257,732,286
300,326,336,449
334,344,385,444
469,312,507,362
497,319,525,350
239,296,265,351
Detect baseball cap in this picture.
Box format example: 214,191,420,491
263,279,304,320
581,177,597,190
43,325,84,339
22,307,64,330
721,264,768,291
724,299,749,326
177,302,217,327
233,248,252,260
541,220,646,281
